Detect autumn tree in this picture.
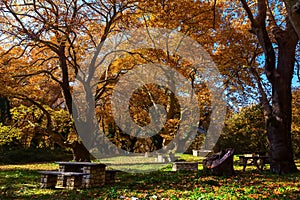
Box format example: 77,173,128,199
94,46,213,154
90,1,233,155
236,0,299,174
91,0,268,156
0,0,139,161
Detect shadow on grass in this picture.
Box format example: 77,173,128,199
0,147,72,165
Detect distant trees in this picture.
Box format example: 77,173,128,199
219,105,268,154
218,92,300,158
291,88,300,158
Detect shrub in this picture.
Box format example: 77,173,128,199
0,123,23,150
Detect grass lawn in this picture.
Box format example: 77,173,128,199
0,155,299,200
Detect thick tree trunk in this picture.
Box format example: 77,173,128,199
267,116,298,174
68,140,91,162
266,28,298,174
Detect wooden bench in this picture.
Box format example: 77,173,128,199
239,155,269,171
203,148,235,176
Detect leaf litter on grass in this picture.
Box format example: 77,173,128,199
0,157,299,199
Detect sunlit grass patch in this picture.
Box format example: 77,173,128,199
0,163,58,171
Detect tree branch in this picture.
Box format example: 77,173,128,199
240,0,277,83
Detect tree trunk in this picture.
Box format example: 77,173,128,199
58,42,91,162
68,140,91,162
241,0,299,174
0,97,11,125
267,117,298,174
266,28,299,174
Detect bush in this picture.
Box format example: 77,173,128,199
0,123,23,150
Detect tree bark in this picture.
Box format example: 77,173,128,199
284,0,300,38
0,97,11,125
267,27,299,174
67,140,91,162
240,0,299,174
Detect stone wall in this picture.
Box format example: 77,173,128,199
40,173,58,188
82,165,106,188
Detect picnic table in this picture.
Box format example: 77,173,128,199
239,154,269,171
55,161,106,172
39,162,120,189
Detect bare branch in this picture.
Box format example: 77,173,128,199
240,0,256,26
14,69,62,85
240,0,277,83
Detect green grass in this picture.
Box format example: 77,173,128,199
0,155,299,199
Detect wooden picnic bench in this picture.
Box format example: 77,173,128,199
239,154,269,171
